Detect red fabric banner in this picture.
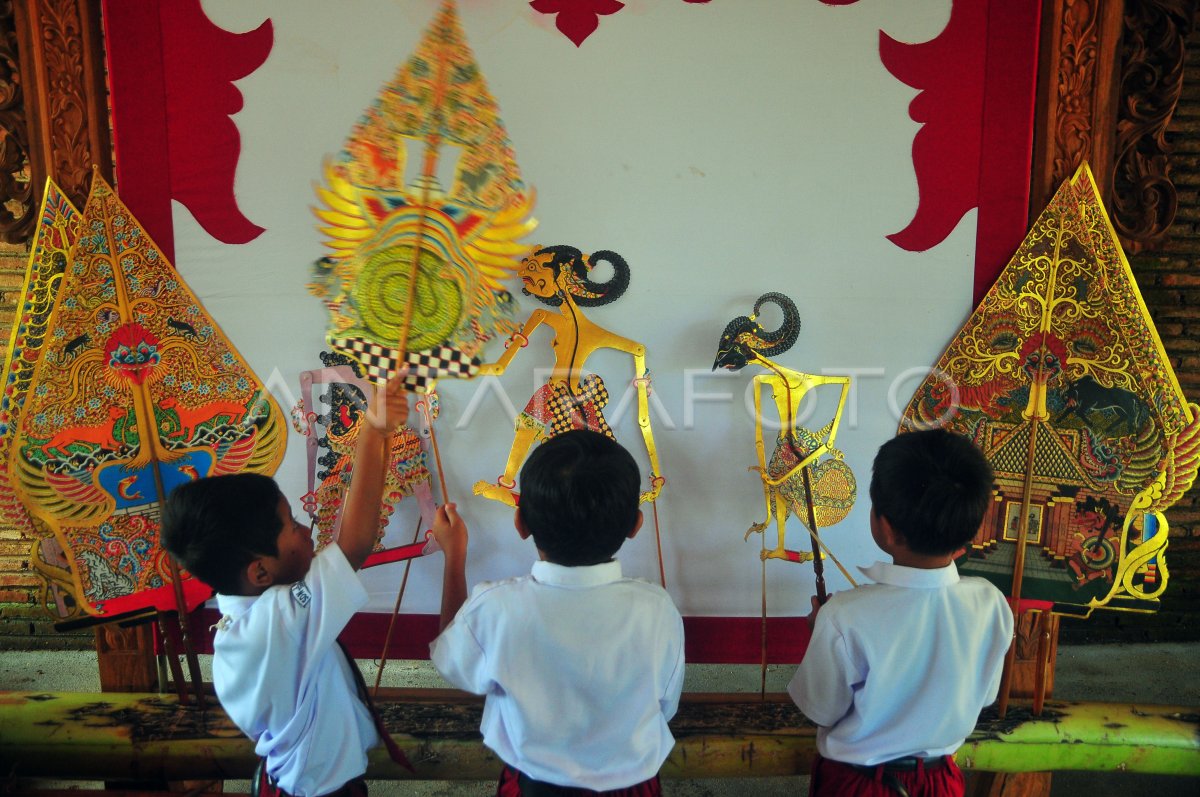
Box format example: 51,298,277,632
103,0,271,262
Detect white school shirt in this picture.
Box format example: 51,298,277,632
430,559,685,791
212,544,378,797
788,561,1013,766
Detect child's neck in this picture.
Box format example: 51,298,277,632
889,549,954,569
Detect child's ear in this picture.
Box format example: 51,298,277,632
627,510,644,540
246,556,273,589
875,512,904,549
514,509,532,540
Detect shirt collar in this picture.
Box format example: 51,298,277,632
857,560,960,589
214,592,259,626
531,559,623,587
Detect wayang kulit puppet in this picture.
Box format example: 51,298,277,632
472,245,665,508
305,0,535,576
712,292,858,602
293,352,439,566
306,1,537,678
0,181,80,620
7,174,287,621
900,164,1199,621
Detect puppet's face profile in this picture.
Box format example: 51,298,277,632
519,252,558,299
712,332,754,371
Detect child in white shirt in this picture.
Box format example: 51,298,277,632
163,380,464,797
431,429,684,796
789,428,1013,797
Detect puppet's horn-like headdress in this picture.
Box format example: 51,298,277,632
747,292,801,356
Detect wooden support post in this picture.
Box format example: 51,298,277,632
94,622,157,693
968,613,1060,797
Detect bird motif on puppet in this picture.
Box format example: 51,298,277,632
713,292,856,584
472,245,666,509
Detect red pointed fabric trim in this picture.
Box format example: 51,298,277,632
103,0,272,260
531,0,710,47
876,0,1041,303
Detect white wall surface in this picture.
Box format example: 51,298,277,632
173,0,975,617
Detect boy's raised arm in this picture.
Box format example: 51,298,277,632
338,378,409,570
432,503,468,630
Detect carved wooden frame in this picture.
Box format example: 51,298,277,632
1032,0,1198,252
3,0,111,244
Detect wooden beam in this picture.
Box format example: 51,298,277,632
1,691,1197,782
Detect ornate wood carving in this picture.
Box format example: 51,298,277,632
0,0,34,243
1112,0,1198,253
1031,0,1126,213
8,0,110,242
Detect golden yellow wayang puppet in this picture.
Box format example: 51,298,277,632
473,245,664,507
712,292,857,600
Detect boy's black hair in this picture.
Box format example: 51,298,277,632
869,428,994,556
160,473,285,595
517,429,641,566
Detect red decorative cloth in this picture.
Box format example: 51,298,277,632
809,754,965,797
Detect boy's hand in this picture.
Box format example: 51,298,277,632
432,502,468,564
364,376,409,434
434,503,469,631
805,595,824,629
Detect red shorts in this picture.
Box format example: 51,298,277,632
809,753,964,797
496,764,662,796
252,759,367,797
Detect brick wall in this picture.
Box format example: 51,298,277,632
0,245,92,649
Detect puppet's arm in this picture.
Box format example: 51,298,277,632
590,330,665,502
475,310,549,376
823,375,851,454
632,347,665,502
745,374,775,535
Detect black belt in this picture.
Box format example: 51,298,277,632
843,756,949,797
517,771,575,796
849,755,949,773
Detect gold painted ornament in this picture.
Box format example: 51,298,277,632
0,181,82,620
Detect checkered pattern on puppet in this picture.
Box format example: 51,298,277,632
521,373,614,439
330,336,479,393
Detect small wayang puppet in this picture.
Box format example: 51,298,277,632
712,292,857,599
0,181,81,620
306,0,535,572
5,174,286,700
899,163,1199,619
713,292,857,692
293,351,439,567
472,245,666,509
